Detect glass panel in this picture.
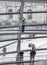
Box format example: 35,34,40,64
24,2,47,12
0,1,47,63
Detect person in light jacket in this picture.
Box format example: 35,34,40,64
21,17,25,32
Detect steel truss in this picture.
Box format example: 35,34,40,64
0,0,47,65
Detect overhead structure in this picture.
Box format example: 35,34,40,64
0,0,47,3
0,0,47,65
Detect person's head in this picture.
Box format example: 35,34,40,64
22,17,25,21
20,17,25,22
32,44,35,47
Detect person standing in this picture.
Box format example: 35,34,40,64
30,44,36,65
21,17,25,32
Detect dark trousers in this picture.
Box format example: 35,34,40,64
22,25,25,32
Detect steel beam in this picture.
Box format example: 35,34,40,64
0,31,47,36
0,35,47,42
0,60,46,65
0,11,47,15
0,26,18,29
1,29,47,31
0,41,17,49
16,0,24,63
0,60,47,65
0,47,47,55
0,24,47,29
0,0,47,3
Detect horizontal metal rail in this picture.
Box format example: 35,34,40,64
0,36,47,42
0,31,47,35
0,24,47,29
0,60,47,65
0,0,47,3
0,26,18,29
0,11,47,15
0,47,47,55
0,60,44,65
1,29,47,31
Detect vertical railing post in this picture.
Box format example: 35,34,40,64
19,51,24,65
16,0,24,65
